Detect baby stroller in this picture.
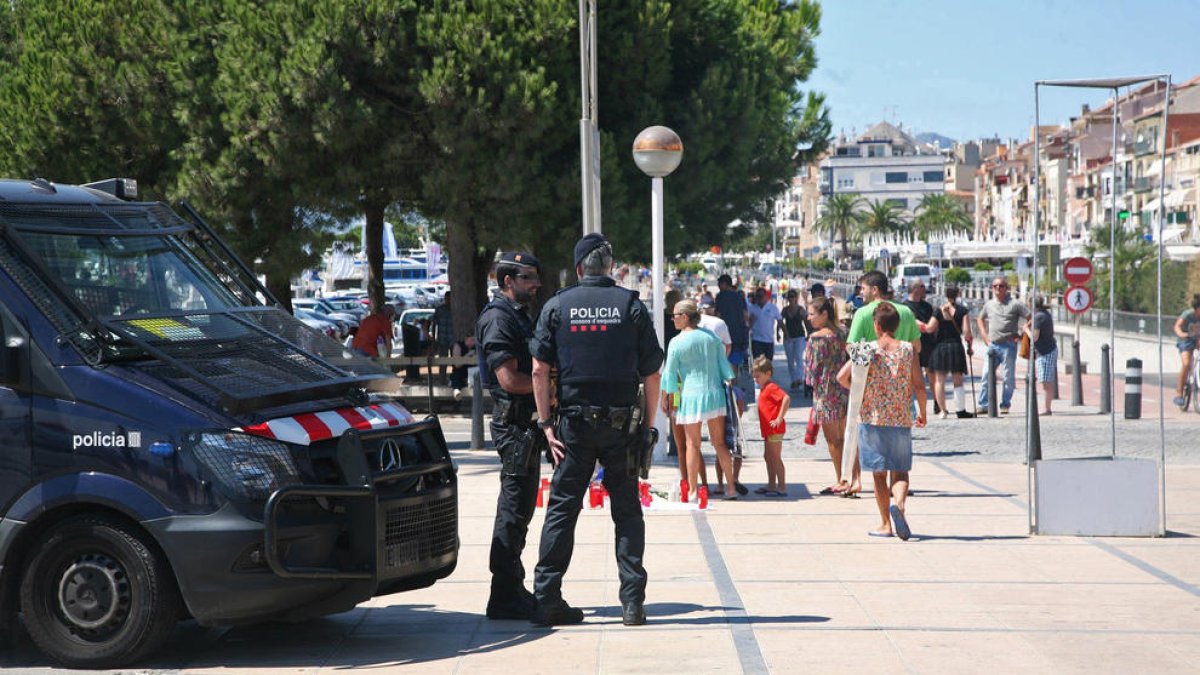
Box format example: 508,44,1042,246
717,383,749,496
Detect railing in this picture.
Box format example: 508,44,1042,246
1051,305,1178,338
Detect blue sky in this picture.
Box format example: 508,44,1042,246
805,0,1200,144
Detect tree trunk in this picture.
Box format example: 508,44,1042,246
363,198,387,311
266,272,293,313
445,216,482,343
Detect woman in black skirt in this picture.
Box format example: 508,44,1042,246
928,286,974,418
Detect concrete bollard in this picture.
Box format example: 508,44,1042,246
1071,339,1084,406
1099,344,1111,415
987,349,998,418
1124,358,1142,420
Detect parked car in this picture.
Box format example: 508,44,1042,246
321,295,369,319
292,297,360,334
294,307,344,339
396,308,435,355
388,284,436,309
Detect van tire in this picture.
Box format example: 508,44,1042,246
18,515,179,669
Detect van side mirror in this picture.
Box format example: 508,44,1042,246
2,336,28,389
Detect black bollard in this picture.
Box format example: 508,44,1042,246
1071,339,1084,406
987,349,999,418
1099,344,1112,415
1124,358,1142,420
1027,380,1041,463
471,368,486,450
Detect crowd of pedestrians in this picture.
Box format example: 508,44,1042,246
653,265,1040,542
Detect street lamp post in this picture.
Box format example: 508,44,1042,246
633,126,683,456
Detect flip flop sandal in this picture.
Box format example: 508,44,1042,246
889,505,911,541
867,530,893,538
818,485,839,495
754,487,770,495
841,491,861,499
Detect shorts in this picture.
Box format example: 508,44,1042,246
1035,348,1057,382
1178,338,1197,353
764,433,784,443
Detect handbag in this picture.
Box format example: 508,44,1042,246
1018,332,1031,360
804,407,819,445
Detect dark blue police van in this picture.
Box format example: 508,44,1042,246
0,179,458,667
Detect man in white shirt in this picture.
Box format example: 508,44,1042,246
747,286,782,363
698,298,732,356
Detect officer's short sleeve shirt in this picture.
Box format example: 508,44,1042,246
477,295,534,388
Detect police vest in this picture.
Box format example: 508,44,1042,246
554,284,639,386
474,297,533,392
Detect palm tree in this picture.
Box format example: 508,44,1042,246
914,193,973,239
815,193,865,261
1084,223,1157,312
859,199,908,239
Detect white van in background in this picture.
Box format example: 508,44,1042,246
892,263,933,293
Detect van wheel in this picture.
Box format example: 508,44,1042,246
19,516,179,669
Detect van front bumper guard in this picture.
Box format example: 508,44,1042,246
262,460,456,581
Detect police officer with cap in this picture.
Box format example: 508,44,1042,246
475,251,545,619
529,233,664,627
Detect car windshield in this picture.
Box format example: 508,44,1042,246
20,231,241,319
903,266,930,276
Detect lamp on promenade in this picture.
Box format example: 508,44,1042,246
633,125,683,456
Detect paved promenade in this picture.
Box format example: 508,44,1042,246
5,390,1200,674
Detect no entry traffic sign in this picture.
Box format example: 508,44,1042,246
1064,285,1093,314
1063,257,1093,285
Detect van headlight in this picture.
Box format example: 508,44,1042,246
189,431,302,500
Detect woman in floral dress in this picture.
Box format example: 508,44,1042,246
836,302,927,540
803,297,854,495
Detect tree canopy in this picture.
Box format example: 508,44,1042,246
0,0,829,330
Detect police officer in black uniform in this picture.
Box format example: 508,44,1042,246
530,233,663,627
475,251,545,619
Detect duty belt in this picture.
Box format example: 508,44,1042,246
492,398,537,426
559,405,640,433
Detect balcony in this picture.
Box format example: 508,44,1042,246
1134,140,1156,156
1132,177,1154,193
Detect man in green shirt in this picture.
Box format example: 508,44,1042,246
847,271,921,345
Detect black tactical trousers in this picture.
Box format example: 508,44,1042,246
534,417,646,607
488,420,541,602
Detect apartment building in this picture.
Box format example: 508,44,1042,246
818,121,945,214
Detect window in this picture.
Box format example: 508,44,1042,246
836,147,861,157
837,176,855,189
908,174,923,183
867,144,886,158
924,170,944,183
885,172,907,184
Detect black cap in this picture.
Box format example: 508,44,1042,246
498,251,540,269
573,232,609,268
809,282,826,296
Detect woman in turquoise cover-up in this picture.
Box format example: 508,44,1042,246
661,300,737,500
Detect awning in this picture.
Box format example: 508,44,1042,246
1158,226,1185,243
1143,197,1162,212
1166,188,1195,208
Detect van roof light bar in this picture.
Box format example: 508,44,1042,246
81,178,138,201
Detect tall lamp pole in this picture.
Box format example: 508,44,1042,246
579,0,601,235
633,126,684,453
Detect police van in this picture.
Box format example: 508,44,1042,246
0,179,458,667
